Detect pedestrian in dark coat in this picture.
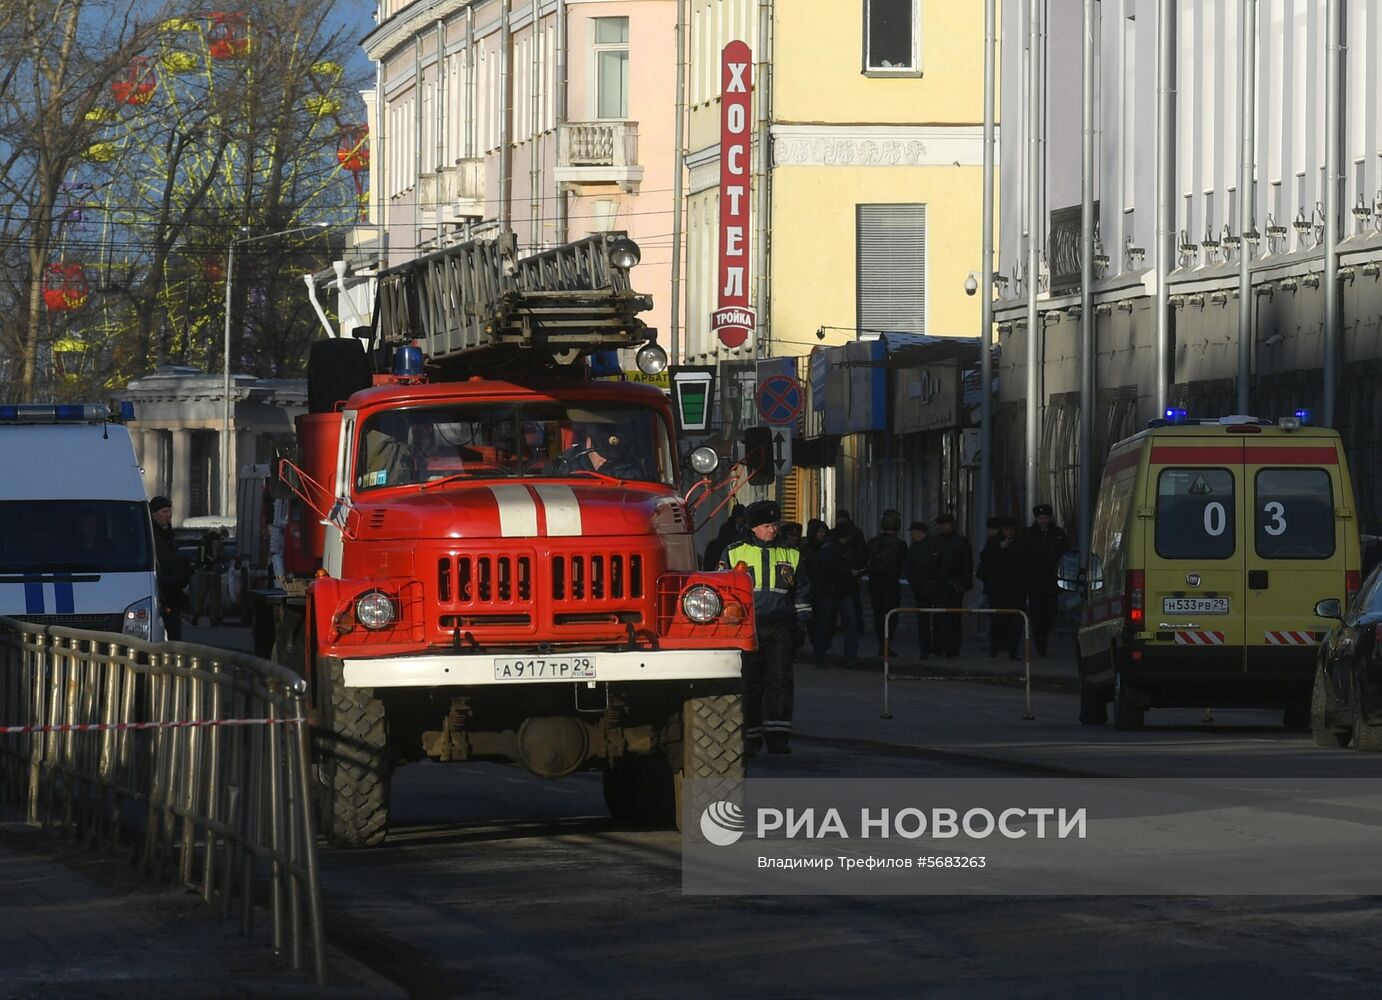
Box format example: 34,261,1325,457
805,518,830,656
865,510,909,655
904,520,943,659
979,517,1029,659
929,513,973,657
149,496,190,641
813,527,862,666
834,510,869,635
1026,503,1071,656
703,504,748,570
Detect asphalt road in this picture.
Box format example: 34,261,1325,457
187,623,1382,998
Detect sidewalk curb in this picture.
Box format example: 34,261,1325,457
798,653,1078,692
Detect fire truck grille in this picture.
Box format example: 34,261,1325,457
551,553,643,602
437,554,533,606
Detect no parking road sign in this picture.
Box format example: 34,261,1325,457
756,374,802,425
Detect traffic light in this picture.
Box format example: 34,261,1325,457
744,426,774,485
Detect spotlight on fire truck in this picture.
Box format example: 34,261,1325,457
635,341,668,376
607,235,641,270
689,446,720,476
681,584,723,623
355,590,398,630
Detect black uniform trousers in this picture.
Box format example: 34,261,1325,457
868,577,902,651
1028,592,1058,656
743,620,798,747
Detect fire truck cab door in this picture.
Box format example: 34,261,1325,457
323,413,355,578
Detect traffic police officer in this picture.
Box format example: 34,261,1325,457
721,500,812,755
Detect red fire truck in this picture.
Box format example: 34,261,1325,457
257,233,751,847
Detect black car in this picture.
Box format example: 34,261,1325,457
1310,564,1382,750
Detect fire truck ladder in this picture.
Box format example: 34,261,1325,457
369,231,654,364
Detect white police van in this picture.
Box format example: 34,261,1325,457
0,403,159,641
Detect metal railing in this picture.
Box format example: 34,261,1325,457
0,617,325,984
882,607,1036,722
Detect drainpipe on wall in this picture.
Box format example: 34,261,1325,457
1079,0,1096,564
555,0,568,243
530,11,543,249
978,0,996,540
670,0,688,364
466,7,475,159
1155,0,1175,416
414,34,424,251
1322,0,1343,426
1024,0,1041,513
1237,0,1256,414
753,0,774,359
500,0,513,234
435,19,445,175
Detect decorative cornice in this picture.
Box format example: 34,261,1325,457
771,124,997,168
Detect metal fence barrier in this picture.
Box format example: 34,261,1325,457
0,616,325,985
882,607,1036,722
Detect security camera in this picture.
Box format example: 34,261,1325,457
964,274,979,296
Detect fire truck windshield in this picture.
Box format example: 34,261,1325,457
354,400,674,490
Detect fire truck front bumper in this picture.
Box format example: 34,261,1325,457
341,648,744,688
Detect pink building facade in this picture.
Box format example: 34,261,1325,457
361,0,677,340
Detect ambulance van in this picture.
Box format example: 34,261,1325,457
0,404,159,641
1077,411,1360,730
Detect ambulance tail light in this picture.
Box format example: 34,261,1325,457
1126,570,1145,630
1346,570,1361,610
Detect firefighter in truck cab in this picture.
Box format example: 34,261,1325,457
721,500,812,755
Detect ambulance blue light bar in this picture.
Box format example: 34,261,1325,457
1163,407,1189,425
0,403,109,423
1294,408,1314,426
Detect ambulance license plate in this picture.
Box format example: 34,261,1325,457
1162,597,1229,615
494,656,596,680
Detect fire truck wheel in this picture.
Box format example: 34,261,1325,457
678,694,746,832
307,339,371,414
314,657,392,848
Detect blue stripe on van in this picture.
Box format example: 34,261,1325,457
54,581,74,614
23,582,43,613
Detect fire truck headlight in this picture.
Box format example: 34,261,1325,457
689,446,719,475
355,591,398,630
681,585,723,624
635,342,668,375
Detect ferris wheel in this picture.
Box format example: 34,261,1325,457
58,11,366,368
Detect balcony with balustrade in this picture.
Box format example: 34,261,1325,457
418,158,487,224
556,121,643,192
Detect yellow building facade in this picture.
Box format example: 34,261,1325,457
681,0,994,524
682,0,991,364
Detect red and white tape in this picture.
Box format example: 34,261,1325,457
0,717,306,735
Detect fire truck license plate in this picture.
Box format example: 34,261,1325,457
494,657,596,680
1161,597,1229,614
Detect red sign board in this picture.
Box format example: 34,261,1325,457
713,40,753,350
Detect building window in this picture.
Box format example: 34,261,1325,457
864,0,920,75
593,16,629,119
857,204,926,335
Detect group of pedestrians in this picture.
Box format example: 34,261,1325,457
975,504,1071,659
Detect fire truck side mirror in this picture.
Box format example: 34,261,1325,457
744,427,774,486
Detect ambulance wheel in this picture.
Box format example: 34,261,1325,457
1310,667,1349,748
314,655,392,848
307,339,371,414
1079,676,1108,725
1112,672,1144,731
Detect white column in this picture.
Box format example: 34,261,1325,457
171,428,192,527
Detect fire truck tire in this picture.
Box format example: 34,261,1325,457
307,339,371,414
677,694,745,831
314,658,392,848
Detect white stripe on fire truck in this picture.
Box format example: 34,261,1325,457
531,484,583,536
488,484,538,537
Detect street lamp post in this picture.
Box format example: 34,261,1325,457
221,223,330,516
